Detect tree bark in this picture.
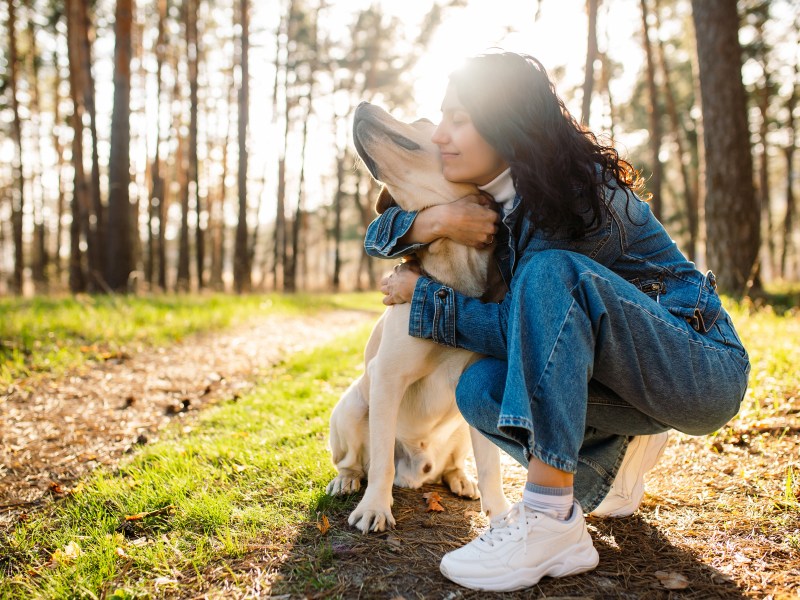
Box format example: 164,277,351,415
65,0,91,292
187,0,204,288
580,0,599,126
691,0,759,295
654,0,696,259
106,0,135,292
233,0,251,293
147,0,167,289
640,0,663,221
780,59,798,279
7,0,25,295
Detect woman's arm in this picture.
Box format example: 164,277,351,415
380,261,509,359
364,194,499,259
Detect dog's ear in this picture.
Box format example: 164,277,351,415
375,186,397,214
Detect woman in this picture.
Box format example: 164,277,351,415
365,52,749,592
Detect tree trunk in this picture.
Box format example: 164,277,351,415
147,0,167,289
106,0,135,292
640,0,663,221
66,0,91,292
691,0,759,295
332,155,344,291
654,0,696,259
580,0,599,125
76,0,104,287
757,82,773,278
52,49,66,285
780,59,798,279
233,0,251,293
25,0,48,291
187,0,204,289
7,0,25,295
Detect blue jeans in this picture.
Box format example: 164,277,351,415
454,250,750,511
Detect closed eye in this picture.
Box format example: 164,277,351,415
388,131,421,151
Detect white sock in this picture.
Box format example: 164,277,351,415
523,482,574,520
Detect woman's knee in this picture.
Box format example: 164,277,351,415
514,249,590,291
456,357,506,427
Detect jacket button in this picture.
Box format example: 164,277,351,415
436,289,448,299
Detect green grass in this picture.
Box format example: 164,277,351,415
1,290,797,598
0,292,380,387
0,324,372,599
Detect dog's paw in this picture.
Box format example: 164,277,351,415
326,474,363,496
443,470,480,499
348,500,395,533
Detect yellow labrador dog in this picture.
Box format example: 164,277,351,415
326,101,510,533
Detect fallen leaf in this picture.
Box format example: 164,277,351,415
52,541,82,564
124,505,175,521
655,570,690,590
422,491,445,512
316,514,330,534
49,482,67,495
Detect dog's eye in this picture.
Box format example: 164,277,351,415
389,132,421,152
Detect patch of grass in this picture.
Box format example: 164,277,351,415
0,323,372,599
0,292,381,387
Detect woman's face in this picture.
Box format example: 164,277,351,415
431,84,508,186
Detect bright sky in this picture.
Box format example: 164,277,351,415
247,0,647,215
396,0,644,124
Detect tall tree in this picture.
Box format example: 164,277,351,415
25,0,49,291
691,0,759,295
233,0,251,293
187,0,204,288
781,56,798,278
6,0,25,294
146,0,167,289
652,0,698,259
640,0,663,220
581,0,599,125
106,0,135,291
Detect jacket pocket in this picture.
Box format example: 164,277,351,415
661,270,722,333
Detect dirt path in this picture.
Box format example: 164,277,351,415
0,308,377,528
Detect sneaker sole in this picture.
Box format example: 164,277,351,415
440,539,599,592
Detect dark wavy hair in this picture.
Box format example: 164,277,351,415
449,52,644,238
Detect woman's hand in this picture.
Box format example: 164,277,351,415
380,260,421,306
401,192,500,248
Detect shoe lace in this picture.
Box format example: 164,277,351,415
478,502,536,551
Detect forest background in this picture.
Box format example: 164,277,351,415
0,0,798,298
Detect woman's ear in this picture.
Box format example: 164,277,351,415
375,186,397,214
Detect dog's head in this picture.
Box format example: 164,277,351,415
352,102,476,214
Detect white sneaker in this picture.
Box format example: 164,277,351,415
591,432,669,518
439,501,599,591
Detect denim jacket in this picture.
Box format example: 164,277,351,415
364,180,723,360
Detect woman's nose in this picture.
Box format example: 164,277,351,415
431,122,447,145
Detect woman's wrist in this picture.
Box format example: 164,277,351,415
403,205,447,245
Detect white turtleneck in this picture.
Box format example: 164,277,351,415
477,167,517,214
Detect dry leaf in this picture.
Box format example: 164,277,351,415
49,482,67,495
316,514,330,534
655,570,690,590
52,541,82,564
124,505,175,521
422,491,445,512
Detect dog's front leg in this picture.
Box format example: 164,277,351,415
347,366,409,534
469,426,511,521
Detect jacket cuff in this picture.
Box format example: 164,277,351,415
364,207,425,258
409,276,457,347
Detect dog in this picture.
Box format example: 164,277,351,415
325,101,510,533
